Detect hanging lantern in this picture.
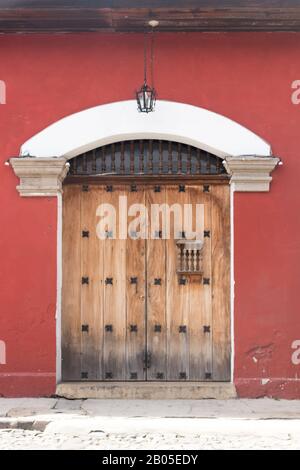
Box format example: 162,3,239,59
136,28,157,113
136,82,156,113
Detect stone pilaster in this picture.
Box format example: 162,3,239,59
10,157,69,196
223,156,280,192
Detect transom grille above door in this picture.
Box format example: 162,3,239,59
68,140,226,177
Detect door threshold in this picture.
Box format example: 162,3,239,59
56,381,236,400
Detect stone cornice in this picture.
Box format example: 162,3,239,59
10,157,69,197
223,156,280,192
9,155,280,196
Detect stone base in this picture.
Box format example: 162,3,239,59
56,382,237,400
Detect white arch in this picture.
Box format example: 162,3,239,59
20,100,271,159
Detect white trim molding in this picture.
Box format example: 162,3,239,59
10,157,69,197
223,156,280,192
20,100,272,159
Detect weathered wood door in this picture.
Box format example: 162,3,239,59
62,182,230,382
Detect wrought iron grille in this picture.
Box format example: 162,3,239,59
68,140,226,176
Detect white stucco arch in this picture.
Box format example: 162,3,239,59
20,100,272,159
11,99,279,196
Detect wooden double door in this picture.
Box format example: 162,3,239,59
62,182,230,382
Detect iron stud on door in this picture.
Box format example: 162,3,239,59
130,372,138,380
130,325,138,332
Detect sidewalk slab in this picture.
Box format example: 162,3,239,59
0,398,57,417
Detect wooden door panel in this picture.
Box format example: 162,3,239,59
62,185,82,380
125,185,146,380
188,185,212,381
211,185,231,381
103,185,127,381
166,185,190,381
146,186,167,381
80,186,104,380
62,181,230,383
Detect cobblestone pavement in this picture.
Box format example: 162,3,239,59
0,398,299,450
0,428,299,450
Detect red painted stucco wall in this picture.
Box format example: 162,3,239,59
0,33,299,397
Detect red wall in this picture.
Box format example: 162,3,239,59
0,33,299,397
